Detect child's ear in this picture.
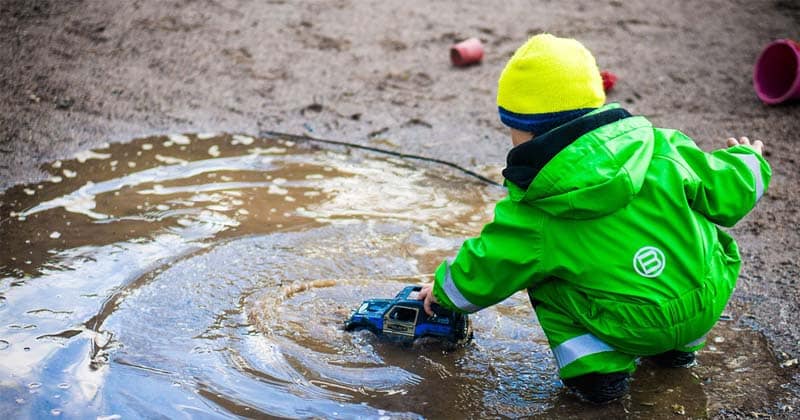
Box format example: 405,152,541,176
510,128,534,146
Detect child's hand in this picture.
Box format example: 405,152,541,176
416,284,439,316
726,136,764,155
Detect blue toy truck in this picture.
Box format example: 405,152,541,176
344,285,472,347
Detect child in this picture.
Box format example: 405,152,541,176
416,33,771,403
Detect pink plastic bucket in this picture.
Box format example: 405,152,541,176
753,39,800,105
450,38,484,67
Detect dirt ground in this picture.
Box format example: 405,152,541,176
2,0,799,417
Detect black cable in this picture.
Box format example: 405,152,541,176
259,130,502,187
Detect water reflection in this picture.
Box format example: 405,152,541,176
0,133,511,418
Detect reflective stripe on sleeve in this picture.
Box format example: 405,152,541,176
441,259,482,313
552,333,615,369
733,153,765,201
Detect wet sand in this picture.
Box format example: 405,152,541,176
2,0,800,416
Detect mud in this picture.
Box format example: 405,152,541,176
0,134,498,417
1,0,800,417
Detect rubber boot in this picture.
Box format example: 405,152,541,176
562,372,630,404
649,350,696,368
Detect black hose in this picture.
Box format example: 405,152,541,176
259,130,502,187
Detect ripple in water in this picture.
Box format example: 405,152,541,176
1,133,566,418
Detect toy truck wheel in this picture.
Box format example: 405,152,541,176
344,320,372,333
454,316,473,344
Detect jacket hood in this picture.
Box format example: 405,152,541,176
503,104,654,219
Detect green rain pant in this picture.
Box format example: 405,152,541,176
530,275,735,379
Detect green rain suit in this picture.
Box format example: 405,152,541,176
431,104,772,379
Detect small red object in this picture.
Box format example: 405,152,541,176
450,38,484,67
601,70,617,92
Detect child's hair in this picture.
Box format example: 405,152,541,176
497,34,606,135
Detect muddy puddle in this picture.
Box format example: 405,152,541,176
0,133,790,418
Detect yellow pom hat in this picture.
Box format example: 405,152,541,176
497,34,605,134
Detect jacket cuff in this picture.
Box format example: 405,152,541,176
433,261,459,312
728,145,771,202
433,259,482,314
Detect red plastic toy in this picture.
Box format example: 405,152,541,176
450,38,484,67
601,70,618,92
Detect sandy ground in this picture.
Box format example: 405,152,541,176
2,0,799,416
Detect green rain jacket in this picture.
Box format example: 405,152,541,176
432,104,771,355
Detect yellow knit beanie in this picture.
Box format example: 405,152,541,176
497,34,605,132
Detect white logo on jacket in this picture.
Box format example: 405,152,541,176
633,246,665,278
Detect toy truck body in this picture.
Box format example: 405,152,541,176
344,285,472,345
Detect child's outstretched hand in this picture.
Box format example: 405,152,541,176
727,136,764,155
416,284,439,316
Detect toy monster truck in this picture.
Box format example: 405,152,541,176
344,285,472,347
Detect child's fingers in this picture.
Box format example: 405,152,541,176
416,285,435,316
726,136,764,154
423,296,434,316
